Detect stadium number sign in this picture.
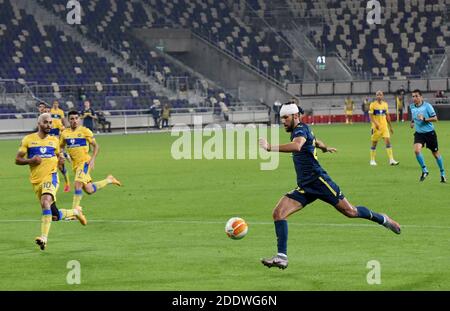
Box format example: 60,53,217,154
316,56,326,70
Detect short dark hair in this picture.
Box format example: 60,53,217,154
68,110,79,117
412,89,422,96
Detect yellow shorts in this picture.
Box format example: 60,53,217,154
73,162,92,185
345,110,353,116
371,128,390,141
32,173,59,202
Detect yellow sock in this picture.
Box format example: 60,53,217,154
60,209,76,218
41,213,52,239
386,147,394,161
370,149,376,161
72,189,83,209
93,179,109,191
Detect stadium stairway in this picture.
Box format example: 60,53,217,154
33,0,237,109
142,0,295,85
14,0,177,100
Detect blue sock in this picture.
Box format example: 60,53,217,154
356,206,385,225
416,153,428,173
274,220,288,256
436,156,445,176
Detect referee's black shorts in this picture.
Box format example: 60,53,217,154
414,130,439,152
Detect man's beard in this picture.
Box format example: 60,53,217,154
285,117,295,132
41,127,50,134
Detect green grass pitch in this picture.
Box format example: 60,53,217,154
0,121,449,290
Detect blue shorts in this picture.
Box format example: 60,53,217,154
286,175,345,207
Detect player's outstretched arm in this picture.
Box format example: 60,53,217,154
315,139,337,153
57,153,65,170
259,137,306,153
15,152,41,166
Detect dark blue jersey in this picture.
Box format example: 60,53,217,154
81,108,96,130
291,123,328,186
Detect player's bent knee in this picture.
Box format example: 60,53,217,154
40,196,53,209
272,208,281,220
273,198,299,220
272,206,289,221
84,186,95,195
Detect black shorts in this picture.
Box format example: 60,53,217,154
286,175,345,207
414,131,438,152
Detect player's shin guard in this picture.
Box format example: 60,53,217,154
274,220,288,256
416,153,428,172
41,210,52,240
436,156,445,176
50,202,63,221
356,206,385,225
72,189,83,208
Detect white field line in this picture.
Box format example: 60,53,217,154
0,219,448,230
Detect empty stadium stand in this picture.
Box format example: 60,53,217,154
304,0,450,79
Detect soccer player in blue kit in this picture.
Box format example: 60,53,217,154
409,89,446,183
258,103,401,269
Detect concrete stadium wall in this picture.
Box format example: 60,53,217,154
291,94,450,120
316,57,353,81
176,36,292,105
133,28,192,53
288,78,450,100
133,28,293,106
0,111,270,134
447,47,450,76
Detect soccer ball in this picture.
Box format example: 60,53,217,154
225,217,248,240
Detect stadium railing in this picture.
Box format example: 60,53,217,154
0,106,270,134
288,77,450,96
